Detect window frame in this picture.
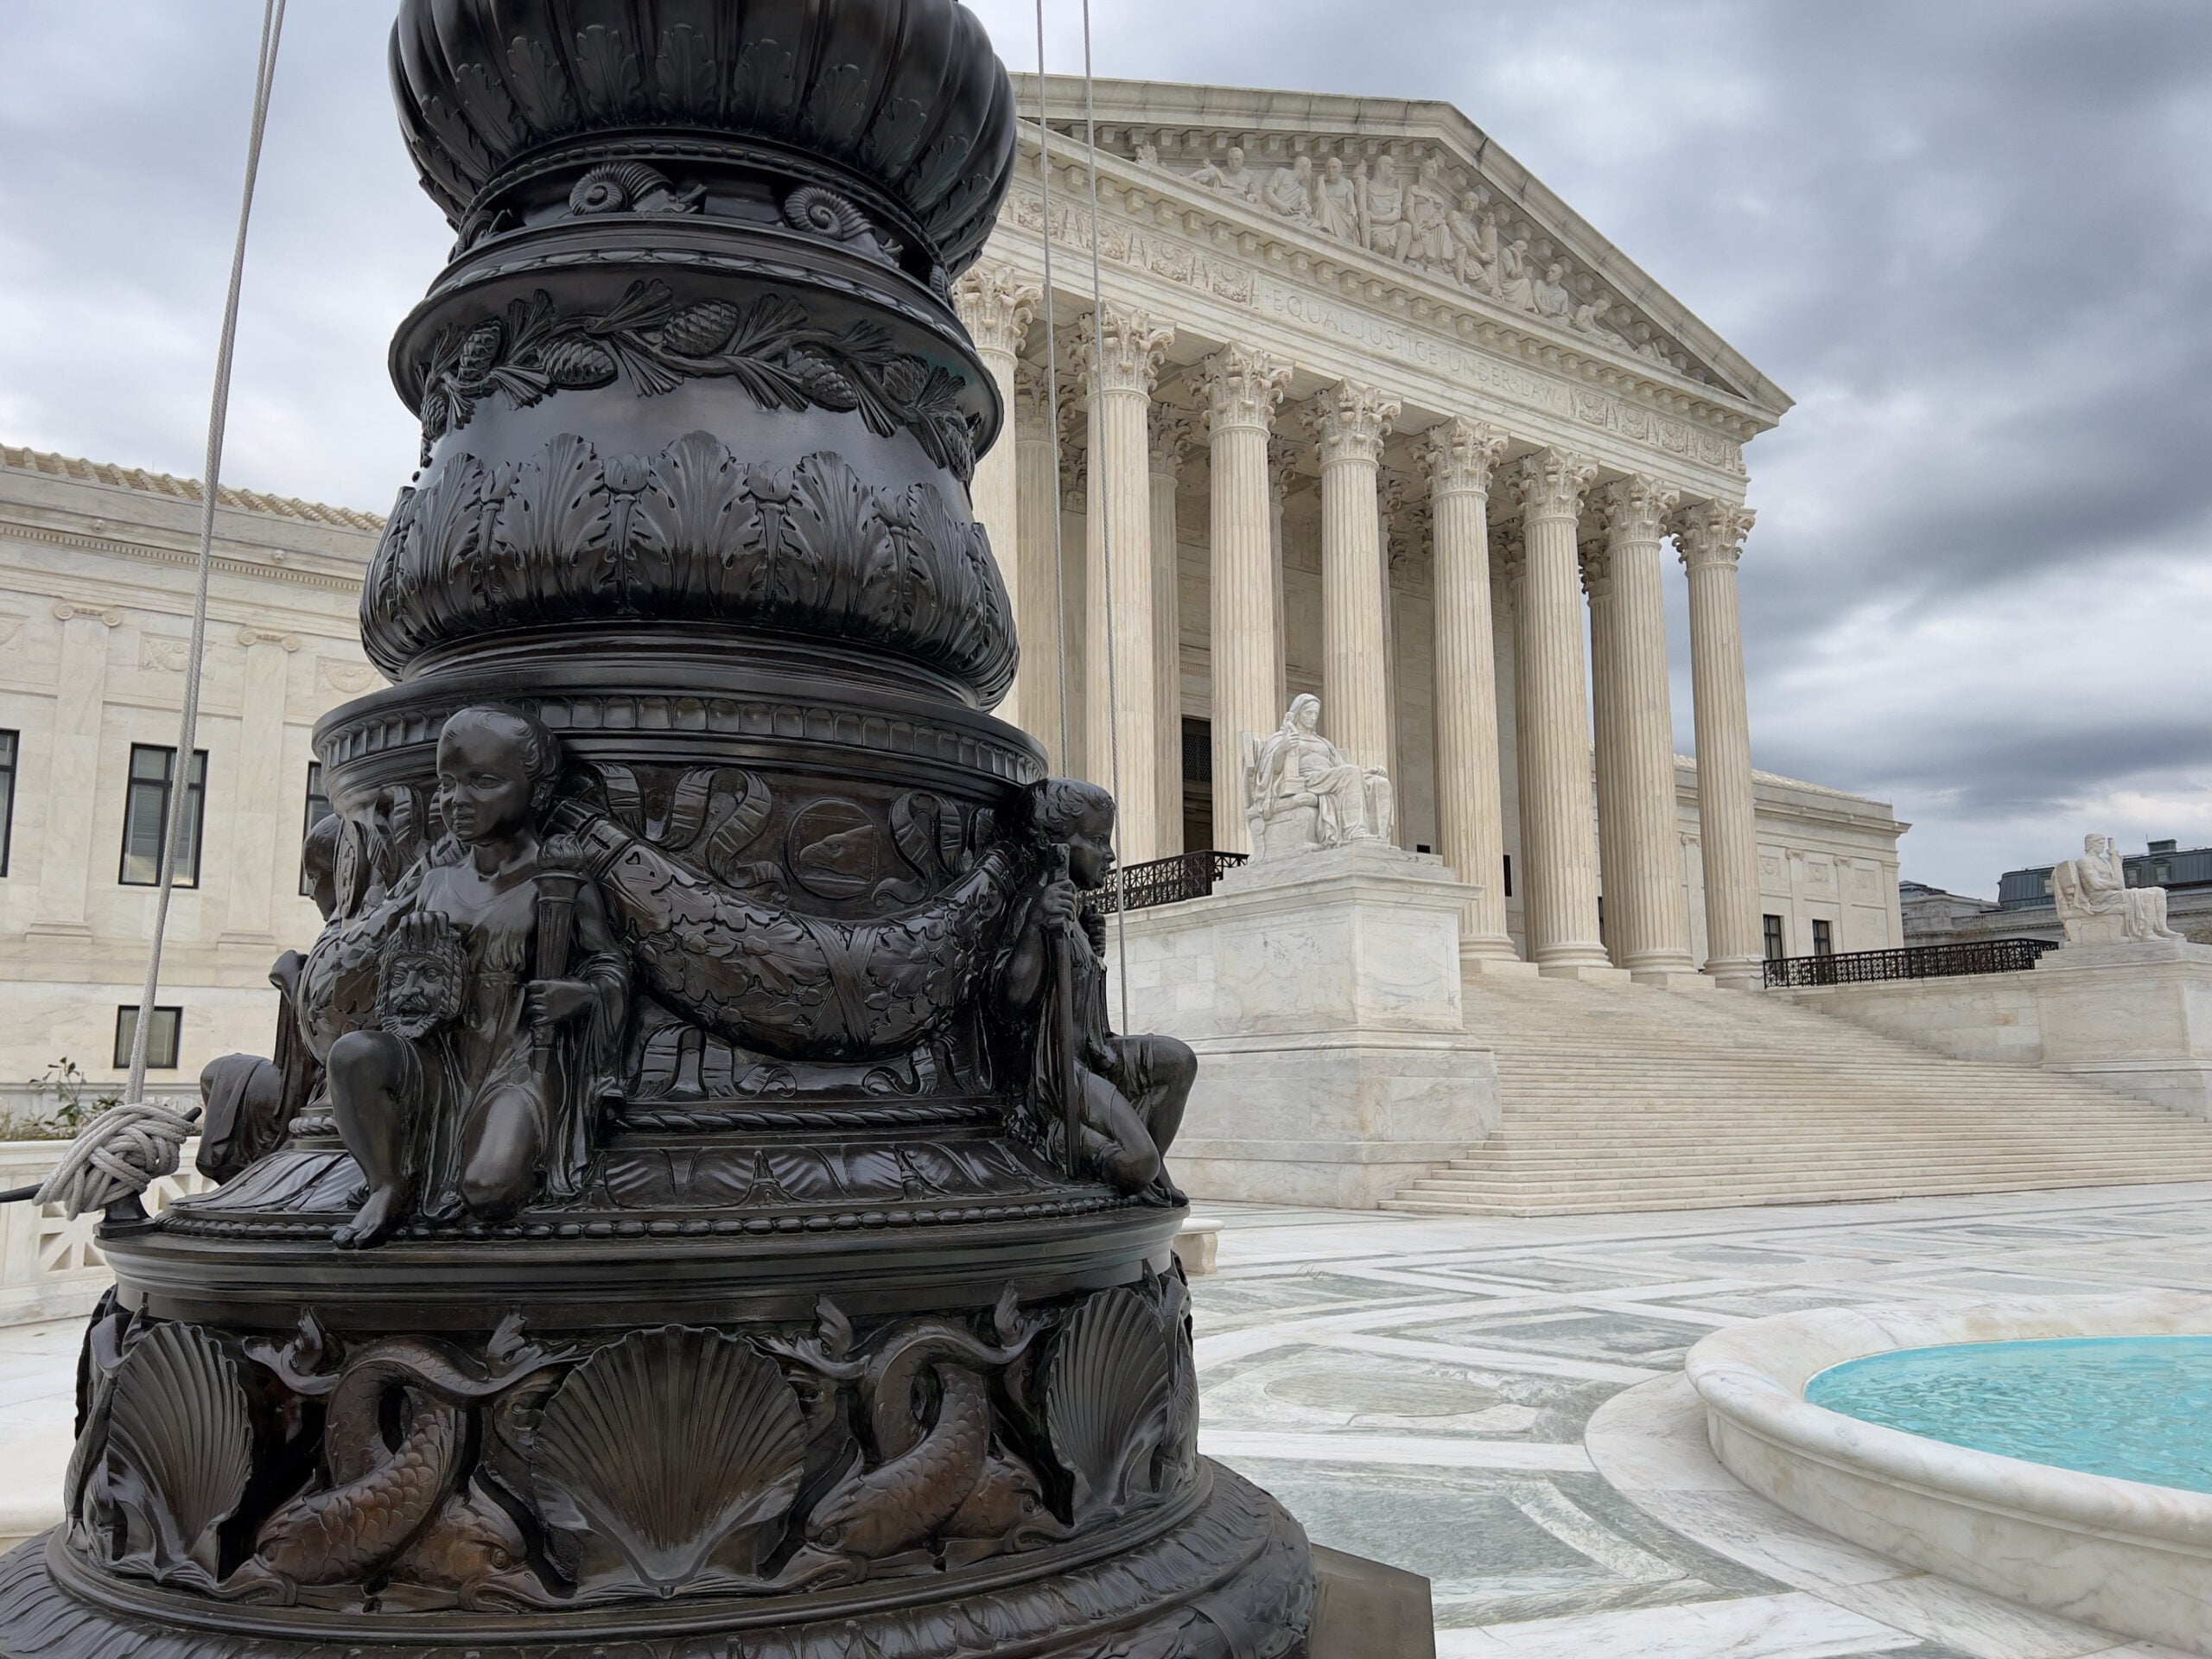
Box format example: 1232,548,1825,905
1811,918,1835,958
118,743,208,888
114,1004,183,1070
0,727,17,877
1762,912,1786,962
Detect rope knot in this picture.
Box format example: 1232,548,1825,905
32,1102,195,1219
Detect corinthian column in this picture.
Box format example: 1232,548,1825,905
1306,380,1400,772
1595,476,1698,982
1200,345,1291,855
1513,448,1611,976
953,264,1039,734
1012,364,1066,770
1420,418,1520,964
1073,303,1172,862
1148,412,1192,855
1676,499,1764,988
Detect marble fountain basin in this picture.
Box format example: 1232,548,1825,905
1685,1292,2212,1655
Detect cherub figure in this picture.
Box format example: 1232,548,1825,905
315,706,627,1247
996,779,1192,1201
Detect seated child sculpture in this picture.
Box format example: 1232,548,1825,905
310,706,627,1247
997,779,1193,1200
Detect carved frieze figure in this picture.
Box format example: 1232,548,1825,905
1357,156,1412,260
1495,237,1537,311
1404,156,1453,270
1241,694,1395,858
996,779,1193,1199
1189,144,1258,201
1446,191,1499,290
302,708,627,1246
1532,261,1574,322
2052,834,2183,945
1262,154,1317,223
1314,154,1360,240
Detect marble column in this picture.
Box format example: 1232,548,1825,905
1676,499,1764,988
1306,380,1400,772
1581,531,1624,963
1012,364,1067,772
1268,437,1296,718
1597,476,1698,982
953,264,1039,734
1421,418,1521,965
1513,448,1612,976
221,630,299,943
1148,412,1192,855
31,604,120,938
1073,303,1172,863
1199,345,1290,856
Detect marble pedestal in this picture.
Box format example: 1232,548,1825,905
2034,937,2212,1118
1110,840,1499,1208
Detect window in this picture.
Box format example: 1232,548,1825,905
1812,918,1834,958
1503,854,1513,899
1762,913,1786,961
0,728,16,876
1181,717,1211,785
299,761,334,895
114,1005,182,1070
119,744,207,887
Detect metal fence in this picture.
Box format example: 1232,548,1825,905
1088,849,1248,913
1765,937,2060,988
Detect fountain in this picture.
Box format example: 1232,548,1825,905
0,4,1314,1653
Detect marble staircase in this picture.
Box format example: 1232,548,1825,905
1382,971,2212,1216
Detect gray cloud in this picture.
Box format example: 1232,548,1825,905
2,0,2205,896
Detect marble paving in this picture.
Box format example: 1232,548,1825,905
0,1183,2205,1653
1192,1181,2212,1657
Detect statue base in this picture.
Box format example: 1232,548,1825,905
0,1461,1311,1659
1110,842,1499,1209
2034,938,2212,1119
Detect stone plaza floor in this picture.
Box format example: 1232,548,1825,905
2,1180,2206,1656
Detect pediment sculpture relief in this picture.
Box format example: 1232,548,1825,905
2052,833,2183,946
1143,135,1708,379
1241,694,1396,859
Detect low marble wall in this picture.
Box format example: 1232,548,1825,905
1111,842,1498,1208
1781,940,2212,1117
1687,1294,2212,1655
0,1139,208,1327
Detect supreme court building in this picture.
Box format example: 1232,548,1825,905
0,76,1904,1093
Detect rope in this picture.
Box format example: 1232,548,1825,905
1077,2,1135,1036
121,0,288,1109
1031,3,1072,774
32,1102,194,1220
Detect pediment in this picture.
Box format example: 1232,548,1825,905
1012,76,1790,422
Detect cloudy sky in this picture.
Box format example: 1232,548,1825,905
2,1,2205,898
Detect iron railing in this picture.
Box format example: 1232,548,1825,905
1088,849,1249,913
1765,937,2060,988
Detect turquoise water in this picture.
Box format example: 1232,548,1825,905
1806,1335,2212,1494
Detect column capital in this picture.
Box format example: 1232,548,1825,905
1516,448,1599,524
1305,379,1401,467
1604,474,1681,546
1419,417,1509,497
1578,537,1614,600
952,263,1039,358
1149,410,1196,477
1268,437,1301,504
1198,342,1292,434
1673,498,1757,569
1489,519,1525,590
237,626,302,652
1071,302,1173,397
1012,362,1052,436
53,601,122,627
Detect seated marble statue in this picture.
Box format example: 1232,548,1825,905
2051,833,2183,945
996,779,1192,1202
308,706,628,1247
1240,693,1395,859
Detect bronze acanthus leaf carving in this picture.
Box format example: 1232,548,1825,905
412,281,976,481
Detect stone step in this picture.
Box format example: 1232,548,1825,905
1391,1166,2193,1201
1437,1152,2212,1179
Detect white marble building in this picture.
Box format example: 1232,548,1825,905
0,76,1907,1090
